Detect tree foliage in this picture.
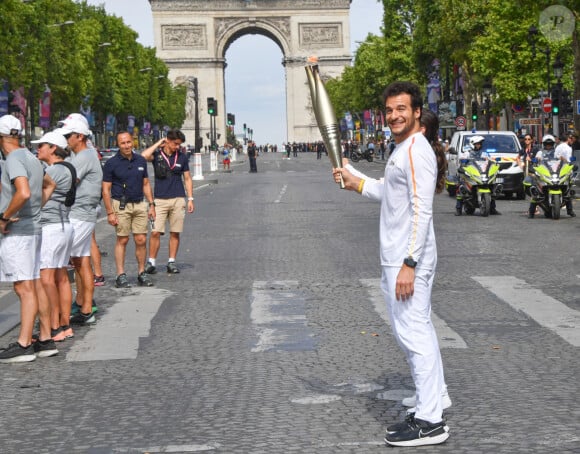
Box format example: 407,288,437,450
0,0,186,139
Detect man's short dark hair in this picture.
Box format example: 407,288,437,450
382,81,423,112
166,129,186,142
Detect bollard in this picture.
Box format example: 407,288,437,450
210,150,218,172
192,152,204,180
231,147,237,162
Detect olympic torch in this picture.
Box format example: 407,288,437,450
305,58,345,188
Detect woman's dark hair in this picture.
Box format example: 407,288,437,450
382,81,423,112
420,109,447,194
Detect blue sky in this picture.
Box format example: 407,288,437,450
85,0,384,145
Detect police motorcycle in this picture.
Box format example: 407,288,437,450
448,137,502,217
524,155,577,220
350,143,374,163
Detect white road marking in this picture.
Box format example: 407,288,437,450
274,184,287,203
361,278,468,349
66,287,172,361
251,280,314,352
473,276,580,347
113,444,220,452
291,395,342,404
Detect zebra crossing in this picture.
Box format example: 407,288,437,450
250,277,580,352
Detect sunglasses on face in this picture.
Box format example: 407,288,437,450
64,133,77,139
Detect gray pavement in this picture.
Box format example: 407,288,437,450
0,151,578,453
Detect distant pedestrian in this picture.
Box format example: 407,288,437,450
0,115,58,362
55,113,103,325
222,145,231,170
141,129,195,274
102,131,155,288
247,140,258,173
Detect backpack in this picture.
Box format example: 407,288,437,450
54,161,77,207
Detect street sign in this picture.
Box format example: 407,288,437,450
577,100,580,115
542,98,552,113
454,116,466,130
519,118,542,126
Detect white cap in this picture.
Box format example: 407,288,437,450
53,113,91,136
31,131,68,149
542,134,555,143
0,115,23,136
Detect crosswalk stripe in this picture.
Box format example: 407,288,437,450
473,276,580,347
66,287,172,361
251,280,315,352
360,278,468,349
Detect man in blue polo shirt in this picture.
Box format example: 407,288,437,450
141,129,195,274
102,131,155,287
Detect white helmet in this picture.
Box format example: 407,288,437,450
542,134,555,144
469,135,485,147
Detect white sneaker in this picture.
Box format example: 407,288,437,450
402,391,452,411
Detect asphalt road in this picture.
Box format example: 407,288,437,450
0,152,578,453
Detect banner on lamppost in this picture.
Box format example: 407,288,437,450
142,121,151,136
11,86,27,131
0,81,9,116
105,114,116,132
80,96,94,127
128,115,135,129
344,111,354,130
39,85,51,129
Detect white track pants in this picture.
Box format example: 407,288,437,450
381,266,446,424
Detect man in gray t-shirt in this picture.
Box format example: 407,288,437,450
0,115,58,363
54,113,103,325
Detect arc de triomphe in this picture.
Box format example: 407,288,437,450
149,0,352,147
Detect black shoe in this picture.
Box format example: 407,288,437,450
490,209,501,215
145,261,157,274
166,262,180,274
0,342,36,363
138,272,154,287
454,207,462,216
70,311,96,325
385,414,449,447
568,211,576,217
33,339,59,358
528,212,535,219
115,273,131,288
386,412,415,434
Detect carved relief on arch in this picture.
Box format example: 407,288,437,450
162,24,208,49
215,16,290,50
299,23,342,49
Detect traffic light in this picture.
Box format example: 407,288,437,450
471,101,478,121
552,85,560,115
227,113,235,126
207,97,217,116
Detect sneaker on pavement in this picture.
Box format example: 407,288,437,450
115,273,131,288
0,342,36,363
145,261,157,274
93,274,105,286
34,339,59,358
61,325,74,339
70,311,96,325
385,414,449,447
166,262,180,274
402,390,452,410
71,300,98,316
50,327,67,342
138,272,154,287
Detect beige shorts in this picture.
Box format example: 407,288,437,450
112,200,148,236
153,197,186,234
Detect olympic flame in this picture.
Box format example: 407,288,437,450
305,64,345,188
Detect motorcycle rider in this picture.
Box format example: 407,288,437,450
455,135,500,216
528,134,576,218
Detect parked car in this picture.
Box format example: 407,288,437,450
98,147,119,167
447,131,525,199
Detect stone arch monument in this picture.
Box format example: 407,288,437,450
149,0,352,147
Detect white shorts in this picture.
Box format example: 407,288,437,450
0,234,41,282
40,223,74,269
70,219,95,258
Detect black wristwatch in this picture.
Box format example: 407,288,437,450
403,256,417,268
0,212,9,222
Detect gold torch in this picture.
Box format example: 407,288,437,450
305,58,345,188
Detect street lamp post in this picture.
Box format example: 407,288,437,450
482,81,492,130
187,77,201,153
